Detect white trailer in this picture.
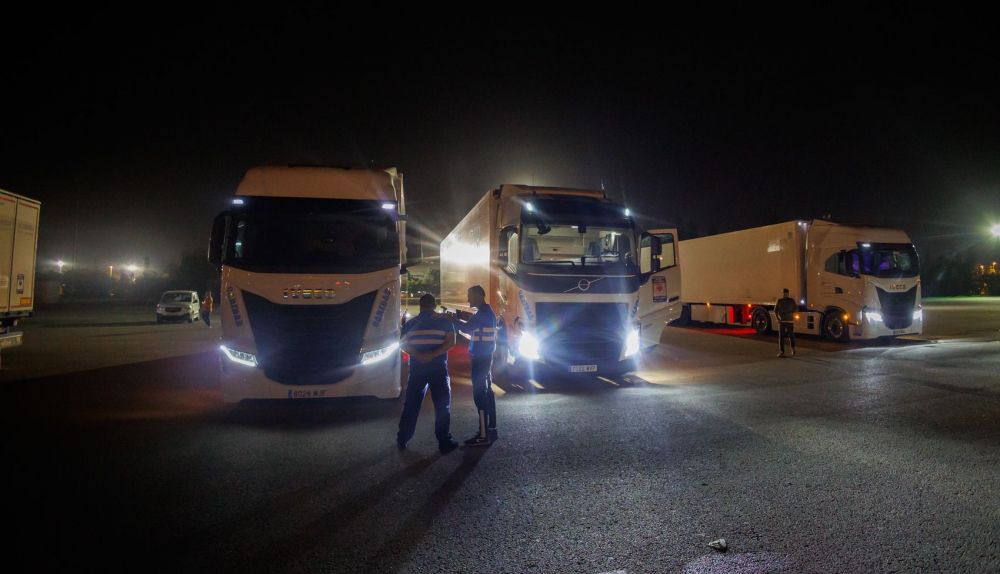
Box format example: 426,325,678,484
440,185,681,379
0,189,41,358
677,220,922,341
208,166,406,402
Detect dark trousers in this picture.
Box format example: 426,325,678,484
397,363,452,445
201,310,211,327
779,322,796,353
470,353,496,435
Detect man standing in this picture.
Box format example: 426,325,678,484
201,290,214,327
397,294,459,453
775,288,797,358
454,285,497,447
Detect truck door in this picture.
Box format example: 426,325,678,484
637,228,681,348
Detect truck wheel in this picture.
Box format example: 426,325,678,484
823,310,850,342
752,308,771,335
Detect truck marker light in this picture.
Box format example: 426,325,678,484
221,345,258,367
624,208,630,217
361,342,399,365
624,328,641,357
842,313,849,321
232,198,245,205
525,202,534,212
381,203,395,210
913,309,922,321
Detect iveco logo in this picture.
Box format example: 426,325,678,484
578,279,592,291
889,283,906,291
283,286,336,300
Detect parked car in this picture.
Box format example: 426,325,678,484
156,290,201,323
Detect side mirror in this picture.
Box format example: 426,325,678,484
208,212,230,266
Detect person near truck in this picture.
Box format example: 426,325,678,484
201,291,214,327
775,288,797,358
397,294,459,453
453,285,498,446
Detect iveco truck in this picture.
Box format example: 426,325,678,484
440,184,681,378
0,189,40,358
208,166,406,402
677,220,922,341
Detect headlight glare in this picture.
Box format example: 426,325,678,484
518,331,540,360
624,328,641,357
221,345,258,367
361,342,399,365
865,311,883,323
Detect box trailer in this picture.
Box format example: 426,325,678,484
677,220,922,341
440,184,681,379
0,189,41,356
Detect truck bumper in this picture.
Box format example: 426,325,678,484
219,348,402,403
854,314,923,339
0,331,23,349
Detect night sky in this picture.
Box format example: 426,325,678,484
4,10,999,276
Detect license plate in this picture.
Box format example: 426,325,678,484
893,329,907,335
570,365,598,373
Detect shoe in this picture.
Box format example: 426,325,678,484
777,352,785,358
790,348,796,356
463,434,490,447
487,428,498,441
396,439,407,450
439,439,459,454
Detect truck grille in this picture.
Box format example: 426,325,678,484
535,302,629,363
243,290,377,385
876,286,916,330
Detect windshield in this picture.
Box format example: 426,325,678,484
522,224,634,267
226,198,400,274
519,198,635,269
161,292,192,303
852,243,920,278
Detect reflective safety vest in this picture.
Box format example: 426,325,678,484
466,304,497,356
401,311,455,367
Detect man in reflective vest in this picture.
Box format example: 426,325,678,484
397,294,459,453
775,288,797,358
454,284,498,446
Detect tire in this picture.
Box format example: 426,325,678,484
823,310,850,342
752,308,772,335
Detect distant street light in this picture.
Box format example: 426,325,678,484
56,259,65,273
991,223,1000,238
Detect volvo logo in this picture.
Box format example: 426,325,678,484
578,279,592,291
283,286,336,299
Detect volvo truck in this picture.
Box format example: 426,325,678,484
0,189,40,360
208,166,406,402
677,220,922,341
440,185,681,379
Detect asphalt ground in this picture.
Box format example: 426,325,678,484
2,298,998,573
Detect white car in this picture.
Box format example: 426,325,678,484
156,290,201,323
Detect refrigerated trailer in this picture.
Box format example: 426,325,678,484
677,220,922,341
440,184,681,379
208,166,406,402
0,189,40,357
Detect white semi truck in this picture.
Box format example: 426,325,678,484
208,166,406,402
440,185,681,378
677,220,922,341
0,189,40,358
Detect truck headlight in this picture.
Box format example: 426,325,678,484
361,342,399,365
221,345,258,367
913,309,922,321
865,311,883,323
518,331,540,360
624,328,640,357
